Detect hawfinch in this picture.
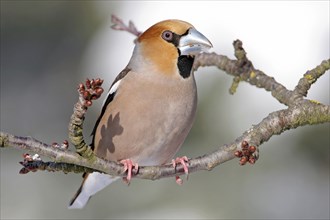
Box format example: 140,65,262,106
69,19,212,209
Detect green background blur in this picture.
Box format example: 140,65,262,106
1,1,329,219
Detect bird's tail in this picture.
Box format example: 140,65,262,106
68,172,119,209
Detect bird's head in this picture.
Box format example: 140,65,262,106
129,19,212,78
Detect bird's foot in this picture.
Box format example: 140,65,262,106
172,156,189,185
175,176,183,185
120,159,139,185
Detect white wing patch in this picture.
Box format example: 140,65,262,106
102,79,121,106
109,79,121,95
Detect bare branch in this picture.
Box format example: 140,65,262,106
194,47,293,106
293,59,330,98
0,132,127,176
1,100,329,179
195,54,329,108
111,15,142,38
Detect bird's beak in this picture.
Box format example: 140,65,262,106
178,28,213,56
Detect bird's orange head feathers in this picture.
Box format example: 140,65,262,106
132,19,212,78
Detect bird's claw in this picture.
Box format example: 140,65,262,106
172,156,189,175
120,159,139,185
175,176,183,185
172,156,189,185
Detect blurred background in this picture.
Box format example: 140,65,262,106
1,1,329,219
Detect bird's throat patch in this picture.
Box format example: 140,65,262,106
177,56,194,78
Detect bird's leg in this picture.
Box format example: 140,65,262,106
172,156,189,185
120,159,139,185
172,156,189,174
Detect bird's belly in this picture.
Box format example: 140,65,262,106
94,88,197,166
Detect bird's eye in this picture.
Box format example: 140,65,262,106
162,31,173,41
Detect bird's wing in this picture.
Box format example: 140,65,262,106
90,67,131,150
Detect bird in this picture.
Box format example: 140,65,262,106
68,19,212,209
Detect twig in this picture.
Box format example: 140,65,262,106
111,15,142,39
293,59,330,98
68,78,103,158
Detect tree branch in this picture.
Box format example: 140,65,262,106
1,100,329,179
0,16,329,181
194,41,330,107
